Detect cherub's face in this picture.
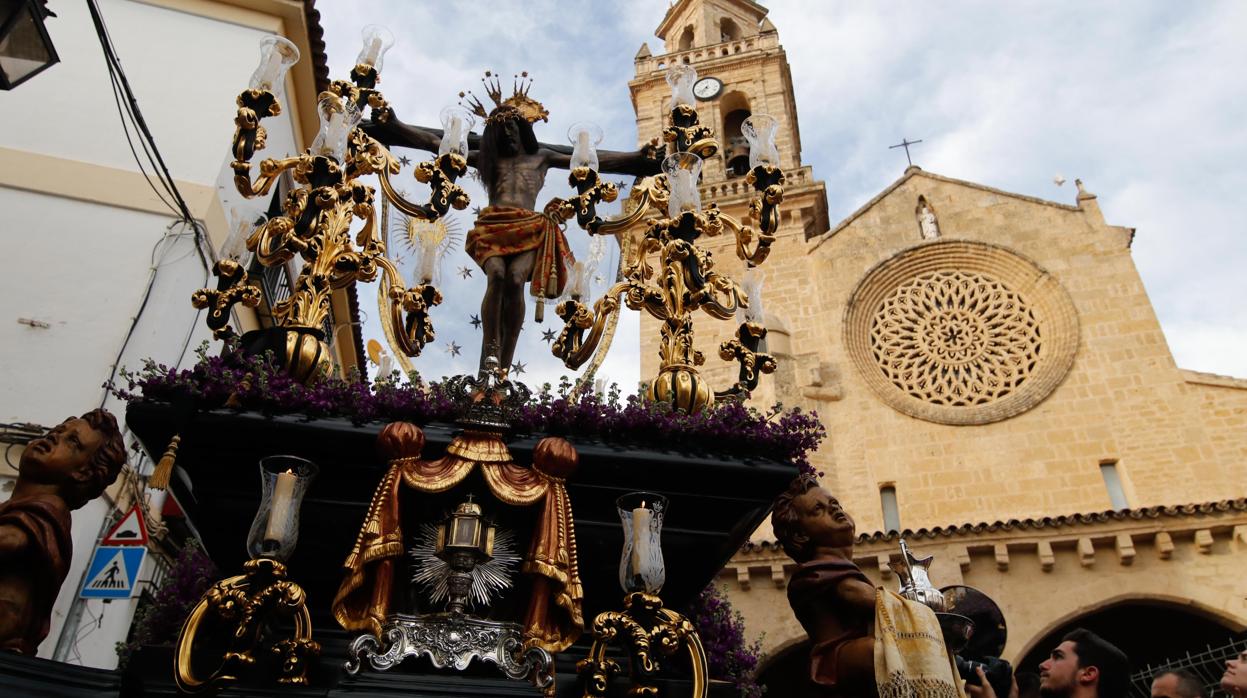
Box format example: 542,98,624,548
20,418,102,485
792,486,856,549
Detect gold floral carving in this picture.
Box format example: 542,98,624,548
844,241,1079,425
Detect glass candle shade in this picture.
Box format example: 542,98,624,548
566,260,590,300
737,266,765,325
568,121,604,172
248,35,300,92
617,492,668,594
407,218,444,285
356,25,395,72
666,64,698,108
311,93,361,162
662,152,703,219
246,455,318,562
742,114,780,169
565,234,607,300
437,106,474,158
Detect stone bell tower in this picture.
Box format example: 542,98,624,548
628,0,830,407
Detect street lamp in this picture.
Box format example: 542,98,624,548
0,0,58,90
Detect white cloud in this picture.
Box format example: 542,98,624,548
318,0,1247,383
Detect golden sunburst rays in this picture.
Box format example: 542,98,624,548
390,210,463,286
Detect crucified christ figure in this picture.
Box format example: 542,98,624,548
367,73,660,373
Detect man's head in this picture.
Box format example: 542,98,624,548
1151,669,1204,698
1039,629,1129,698
20,409,125,509
476,112,538,188
1221,650,1247,696
772,472,856,563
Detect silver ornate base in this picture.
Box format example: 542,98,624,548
344,614,554,691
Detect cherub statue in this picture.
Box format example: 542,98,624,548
773,472,878,696
773,473,966,698
367,72,660,372
0,409,125,654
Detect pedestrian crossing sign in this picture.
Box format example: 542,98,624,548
79,545,146,599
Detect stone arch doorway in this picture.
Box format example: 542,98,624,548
756,637,812,697
1016,597,1243,677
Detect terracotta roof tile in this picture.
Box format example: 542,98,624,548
303,1,330,93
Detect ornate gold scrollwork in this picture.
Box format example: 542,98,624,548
205,62,473,378
232,89,282,165
664,104,718,159
190,259,262,341
746,165,785,237
551,97,785,412
413,152,471,219
716,321,777,402
175,558,320,693
576,592,708,698
567,166,620,234
553,286,625,369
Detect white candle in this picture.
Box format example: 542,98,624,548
264,470,297,544
668,169,698,217
448,116,463,150
630,503,652,585
363,37,383,66
741,267,765,324
256,48,283,91
568,261,587,299
575,129,593,170
440,115,463,157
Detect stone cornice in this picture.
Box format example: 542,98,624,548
1182,369,1247,389
737,499,1247,563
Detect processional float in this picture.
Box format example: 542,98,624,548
165,21,794,697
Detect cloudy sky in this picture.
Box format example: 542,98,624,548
315,0,1247,389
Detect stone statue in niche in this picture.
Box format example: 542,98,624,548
917,197,941,240
0,409,125,654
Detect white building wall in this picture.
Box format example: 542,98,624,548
0,0,307,668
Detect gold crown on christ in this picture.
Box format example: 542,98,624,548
460,70,549,126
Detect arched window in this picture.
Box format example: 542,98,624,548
720,17,741,42
720,91,752,178
880,485,900,533
678,25,694,51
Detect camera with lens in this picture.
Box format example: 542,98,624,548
956,655,1013,697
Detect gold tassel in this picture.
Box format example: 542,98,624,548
534,297,545,323
148,435,180,490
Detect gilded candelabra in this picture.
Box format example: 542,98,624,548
577,494,708,697
193,29,470,383
552,64,783,412
175,456,320,692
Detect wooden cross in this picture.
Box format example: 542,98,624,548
889,137,923,167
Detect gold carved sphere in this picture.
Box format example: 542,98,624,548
648,365,713,414
845,240,1079,425
284,328,332,384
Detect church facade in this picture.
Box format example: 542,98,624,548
629,0,1247,690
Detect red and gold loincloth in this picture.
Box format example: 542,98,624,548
466,204,575,300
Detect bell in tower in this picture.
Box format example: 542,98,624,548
723,100,752,177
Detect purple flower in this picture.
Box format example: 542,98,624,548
688,583,766,697
110,343,825,469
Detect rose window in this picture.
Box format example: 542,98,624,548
869,270,1042,406
845,241,1079,425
